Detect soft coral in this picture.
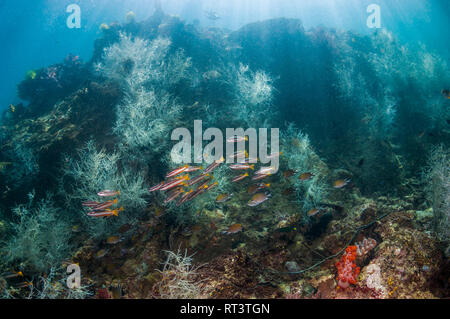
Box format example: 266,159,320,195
336,245,360,289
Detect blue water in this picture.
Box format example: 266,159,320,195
0,0,448,110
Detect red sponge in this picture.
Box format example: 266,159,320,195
336,245,360,289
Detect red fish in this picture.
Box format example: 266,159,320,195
185,165,203,173
203,157,225,174
160,175,190,191
232,172,249,182
226,136,248,143
254,166,276,176
92,198,118,211
97,190,120,197
227,150,248,161
176,189,194,206
82,201,101,207
188,173,210,186
149,181,165,192
229,163,254,170
186,185,208,202
88,207,123,217
165,165,189,178
206,181,218,191
251,173,270,181
164,188,184,204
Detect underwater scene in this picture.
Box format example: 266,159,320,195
0,0,449,301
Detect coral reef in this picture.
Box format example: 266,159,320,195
1,195,72,274
423,145,450,257
154,248,209,299
0,10,448,300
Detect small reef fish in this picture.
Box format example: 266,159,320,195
92,198,118,211
176,189,193,206
167,186,183,196
254,166,276,176
164,188,184,204
229,163,254,170
244,156,259,163
283,169,297,178
96,249,108,259
9,104,15,113
206,181,218,192
216,193,233,203
203,157,225,174
82,200,100,207
251,173,270,181
247,183,270,195
232,172,249,182
333,179,351,189
97,190,120,197
187,185,208,202
87,207,123,217
307,208,321,217
189,182,218,202
299,172,314,181
196,179,211,190
166,164,189,178
106,236,123,245
71,225,81,233
226,136,248,143
2,271,24,279
188,173,209,186
14,281,33,289
185,165,203,173
160,175,190,191
149,181,165,192
442,89,450,99
223,224,243,235
248,192,271,207
227,150,248,161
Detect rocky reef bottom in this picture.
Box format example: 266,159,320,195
64,187,448,300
